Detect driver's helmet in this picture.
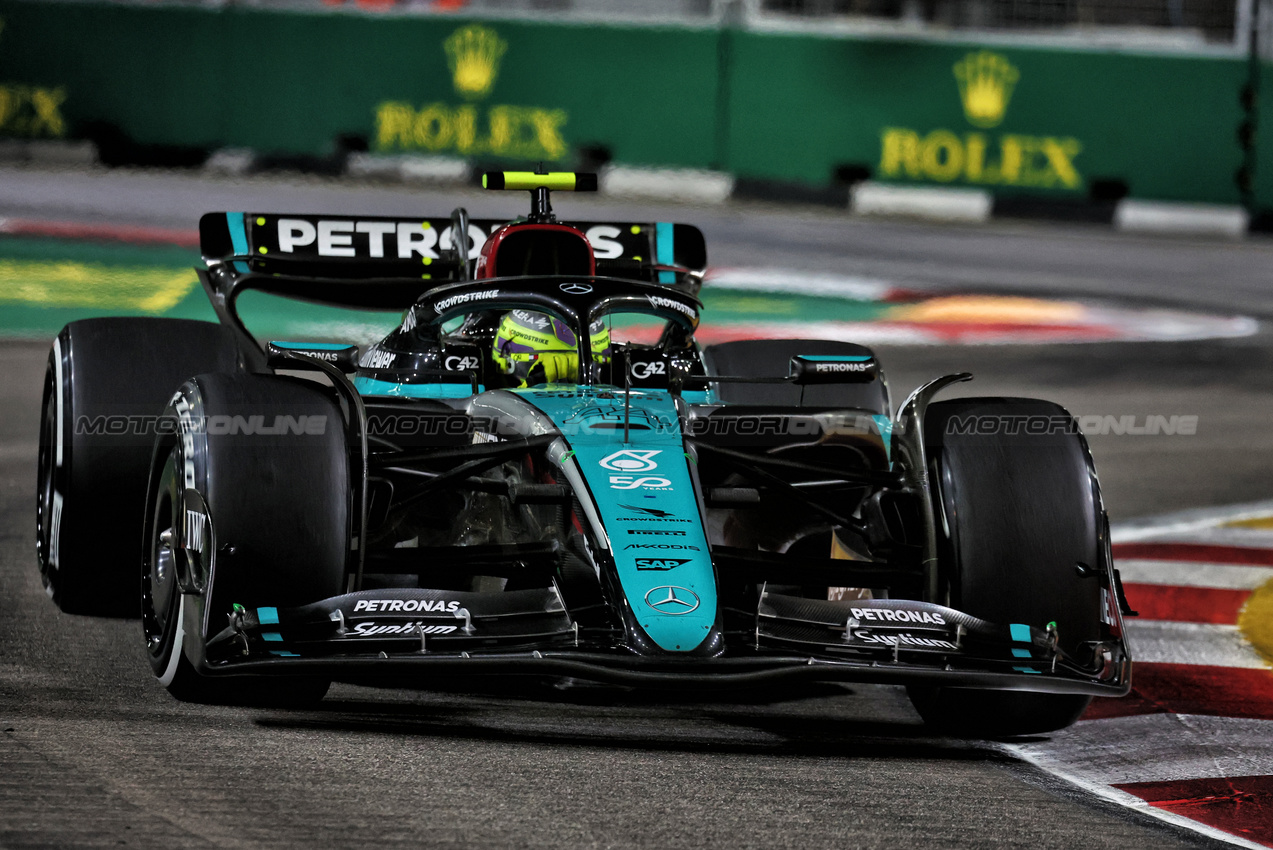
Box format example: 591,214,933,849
491,309,611,387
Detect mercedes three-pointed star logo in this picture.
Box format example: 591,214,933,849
644,585,700,615
559,282,593,295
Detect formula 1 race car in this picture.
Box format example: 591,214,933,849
35,172,1132,736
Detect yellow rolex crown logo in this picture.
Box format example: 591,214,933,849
953,50,1019,128
444,24,507,100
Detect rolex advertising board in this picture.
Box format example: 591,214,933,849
0,0,720,167
0,0,1256,207
724,32,1247,204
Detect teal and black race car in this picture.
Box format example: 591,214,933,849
35,172,1133,736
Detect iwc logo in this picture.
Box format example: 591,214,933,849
444,24,507,100
953,50,1019,129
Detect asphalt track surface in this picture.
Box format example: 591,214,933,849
1,166,1270,848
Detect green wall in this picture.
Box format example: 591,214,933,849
0,0,1259,208
725,31,1248,204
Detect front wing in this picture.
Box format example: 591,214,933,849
199,585,1131,696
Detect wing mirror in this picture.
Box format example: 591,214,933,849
789,354,878,385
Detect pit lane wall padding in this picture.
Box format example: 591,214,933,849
0,0,1258,209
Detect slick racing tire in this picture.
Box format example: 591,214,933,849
37,318,247,616
701,339,889,414
141,373,346,706
907,398,1103,737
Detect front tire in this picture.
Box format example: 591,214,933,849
141,373,347,706
908,397,1102,737
37,318,246,616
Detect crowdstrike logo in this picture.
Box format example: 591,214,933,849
434,289,500,314
646,295,695,319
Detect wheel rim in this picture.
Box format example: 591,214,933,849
35,371,57,580
142,453,182,663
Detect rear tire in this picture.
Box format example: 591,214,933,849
701,339,889,413
37,318,247,616
141,373,346,706
908,397,1102,737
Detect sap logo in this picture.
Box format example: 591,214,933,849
599,449,661,472
361,349,396,370
630,360,666,380
445,355,481,371
609,476,671,490
353,599,460,613
634,558,691,571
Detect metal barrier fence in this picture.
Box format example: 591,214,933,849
757,0,1248,48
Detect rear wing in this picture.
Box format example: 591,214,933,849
198,212,706,292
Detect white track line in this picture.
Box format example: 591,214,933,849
1124,621,1269,668
1011,503,1273,848
1004,742,1273,850
1116,560,1273,590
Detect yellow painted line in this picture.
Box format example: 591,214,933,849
0,259,196,313
1239,577,1273,666
886,295,1087,325
1222,515,1273,529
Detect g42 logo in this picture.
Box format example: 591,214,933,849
599,449,660,472
444,355,480,371
630,360,666,381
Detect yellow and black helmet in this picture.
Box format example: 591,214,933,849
491,310,611,387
